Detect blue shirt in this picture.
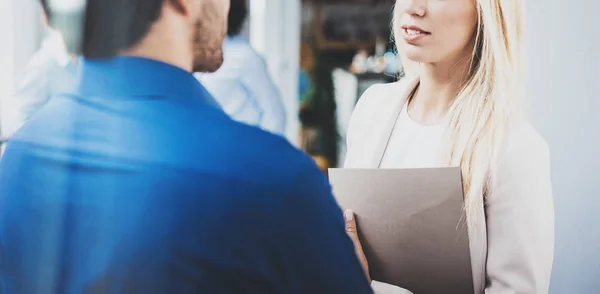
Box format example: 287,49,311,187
196,36,287,136
0,57,372,294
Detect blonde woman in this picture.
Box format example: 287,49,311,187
343,0,554,293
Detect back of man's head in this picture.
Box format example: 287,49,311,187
228,0,247,37
40,0,230,72
40,0,165,58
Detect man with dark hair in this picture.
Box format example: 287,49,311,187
197,0,286,135
0,1,372,293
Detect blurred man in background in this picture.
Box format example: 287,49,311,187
0,3,76,139
196,0,287,136
0,0,372,293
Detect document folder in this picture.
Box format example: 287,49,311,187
329,167,474,294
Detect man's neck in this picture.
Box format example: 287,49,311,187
122,48,192,72
120,28,192,72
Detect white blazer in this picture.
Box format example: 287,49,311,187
344,76,555,294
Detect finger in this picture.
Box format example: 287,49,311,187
344,209,357,234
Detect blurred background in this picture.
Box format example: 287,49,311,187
0,0,599,293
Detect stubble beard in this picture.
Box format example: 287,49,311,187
192,5,226,73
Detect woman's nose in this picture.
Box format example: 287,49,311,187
400,0,427,17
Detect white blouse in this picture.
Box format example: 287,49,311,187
379,102,445,169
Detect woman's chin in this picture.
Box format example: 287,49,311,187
403,50,428,64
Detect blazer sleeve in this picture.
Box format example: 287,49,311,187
345,87,368,152
485,125,555,294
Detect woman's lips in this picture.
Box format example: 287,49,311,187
401,26,431,43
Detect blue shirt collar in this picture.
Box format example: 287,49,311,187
77,56,221,109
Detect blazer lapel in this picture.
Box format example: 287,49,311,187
369,75,420,168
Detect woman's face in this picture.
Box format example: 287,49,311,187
395,0,478,65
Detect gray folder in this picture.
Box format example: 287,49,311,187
328,167,474,294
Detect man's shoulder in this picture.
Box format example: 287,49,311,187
191,118,317,185
19,43,66,75
224,36,258,56
11,97,320,193
223,37,266,69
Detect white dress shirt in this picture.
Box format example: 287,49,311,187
1,28,76,138
196,36,286,136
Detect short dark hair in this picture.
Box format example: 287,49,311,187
228,0,248,36
40,0,165,58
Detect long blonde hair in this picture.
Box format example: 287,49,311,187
394,0,525,226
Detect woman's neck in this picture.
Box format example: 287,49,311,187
408,57,471,125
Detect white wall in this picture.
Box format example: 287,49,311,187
0,0,16,125
525,1,600,293
249,0,301,145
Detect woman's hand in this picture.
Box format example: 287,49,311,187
344,209,371,283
